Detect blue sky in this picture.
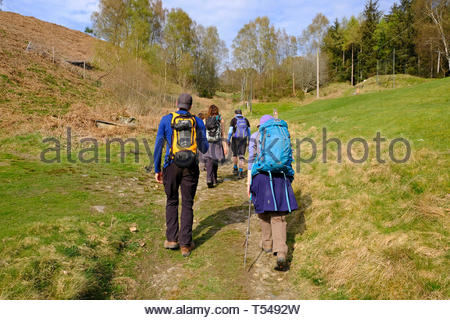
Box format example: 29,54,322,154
3,0,397,47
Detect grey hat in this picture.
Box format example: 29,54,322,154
234,109,242,114
177,93,193,110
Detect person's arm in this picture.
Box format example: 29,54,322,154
220,118,225,138
196,117,209,154
220,118,228,156
227,126,233,142
246,119,251,143
153,116,167,183
248,133,258,171
247,133,258,198
227,118,235,143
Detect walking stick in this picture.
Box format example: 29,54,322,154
244,196,252,269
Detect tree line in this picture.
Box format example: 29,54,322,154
91,0,226,98
90,0,449,101
324,0,449,85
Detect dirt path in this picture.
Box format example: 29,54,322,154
135,161,306,299
195,163,303,299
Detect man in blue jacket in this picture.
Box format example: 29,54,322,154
154,93,209,257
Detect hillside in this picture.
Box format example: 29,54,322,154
0,11,110,137
0,11,96,62
0,11,230,137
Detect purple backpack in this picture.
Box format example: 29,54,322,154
234,116,248,138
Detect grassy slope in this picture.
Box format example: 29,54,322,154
0,135,163,299
251,78,449,299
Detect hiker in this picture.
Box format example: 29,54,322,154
197,112,207,171
204,105,228,188
247,115,298,270
227,109,250,179
154,93,209,257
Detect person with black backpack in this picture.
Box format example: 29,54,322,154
154,94,209,257
247,115,298,270
204,105,228,188
227,109,250,179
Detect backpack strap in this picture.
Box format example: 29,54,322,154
283,172,292,213
169,112,178,159
268,171,278,211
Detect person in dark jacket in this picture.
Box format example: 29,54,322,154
154,93,209,257
247,115,298,269
227,109,250,179
204,105,228,188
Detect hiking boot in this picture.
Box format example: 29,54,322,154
207,182,214,188
164,240,179,250
181,242,195,257
276,252,287,270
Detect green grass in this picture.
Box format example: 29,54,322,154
0,134,164,299
253,77,449,151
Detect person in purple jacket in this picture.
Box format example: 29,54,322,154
247,115,298,270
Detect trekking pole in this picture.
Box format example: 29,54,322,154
244,196,252,270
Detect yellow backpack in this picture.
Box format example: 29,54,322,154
170,112,198,168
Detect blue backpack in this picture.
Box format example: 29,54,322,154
251,118,295,212
234,116,249,138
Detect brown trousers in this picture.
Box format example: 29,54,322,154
258,212,288,254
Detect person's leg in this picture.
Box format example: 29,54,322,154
238,138,247,178
163,163,182,244
271,213,288,268
179,165,200,249
205,157,214,187
213,159,219,184
231,138,238,174
258,213,272,252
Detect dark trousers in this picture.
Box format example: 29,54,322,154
205,157,218,184
163,162,199,246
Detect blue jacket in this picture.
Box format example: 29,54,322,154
154,109,209,173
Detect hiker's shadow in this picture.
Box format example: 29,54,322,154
286,190,312,268
193,203,248,249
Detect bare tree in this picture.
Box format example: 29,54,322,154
292,56,316,94
300,13,329,98
424,0,450,71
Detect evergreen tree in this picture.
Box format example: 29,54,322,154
323,19,346,81
359,0,382,79
385,0,418,75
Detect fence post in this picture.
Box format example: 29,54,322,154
52,47,55,63
393,49,396,89
83,61,86,79
376,60,379,85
